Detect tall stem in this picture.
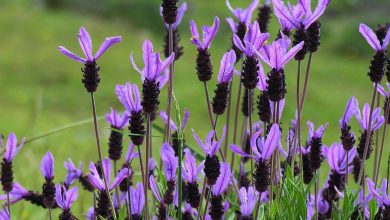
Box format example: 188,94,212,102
165,24,175,142
145,114,151,220
202,189,211,220
177,126,184,220
230,77,243,170
6,192,10,219
299,53,313,110
204,82,215,129
294,61,303,181
113,161,121,207
90,93,117,219
196,180,207,220
49,207,52,220
126,163,132,218
137,145,146,194
223,80,233,157
375,95,390,185
248,89,254,183
373,94,380,180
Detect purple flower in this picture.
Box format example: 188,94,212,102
238,186,259,217
182,149,204,183
233,21,270,57
0,183,28,204
149,175,162,203
130,40,175,84
130,182,145,216
41,151,54,179
149,158,156,175
325,143,356,174
64,159,82,186
211,163,231,196
161,142,178,181
231,124,281,161
307,192,329,219
87,158,130,192
339,96,358,128
359,24,390,52
160,109,190,132
115,82,143,113
355,103,384,131
190,17,220,50
161,3,187,29
85,207,95,220
192,127,226,157
0,209,9,220
217,50,236,83
226,0,259,28
106,108,128,129
2,133,24,162
124,143,139,164
307,121,328,141
367,178,390,207
58,27,121,63
377,83,390,99
272,0,330,30
55,184,78,210
256,33,304,71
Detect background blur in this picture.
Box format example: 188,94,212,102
0,0,389,218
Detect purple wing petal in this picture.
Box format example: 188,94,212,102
87,162,105,191
102,158,111,185
149,176,162,202
382,27,390,50
359,24,381,51
192,129,207,154
262,124,281,160
243,0,259,25
110,168,130,191
159,52,175,74
55,184,64,209
4,133,17,161
160,110,178,131
230,144,255,159
78,27,93,60
217,49,236,83
281,41,304,68
129,53,143,75
94,36,122,60
233,34,246,53
172,3,187,29
190,20,201,48
272,0,300,29
142,40,154,79
339,96,358,127
211,163,231,196
203,17,220,49
181,109,190,130
377,84,388,98
226,18,237,33
65,186,78,209
40,151,54,178
303,0,330,29
58,46,86,63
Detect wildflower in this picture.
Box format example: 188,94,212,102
339,97,358,151
87,158,130,219
190,17,220,82
150,175,167,220
209,163,231,220
119,143,138,192
257,0,272,33
377,83,390,124
182,149,204,208
367,178,390,219
160,109,190,156
231,124,281,192
351,190,371,219
162,2,187,60
161,142,178,204
182,203,198,220
131,40,174,114
1,133,24,193
130,182,145,220
56,184,78,220
106,108,128,161
212,50,236,115
63,159,82,188
238,186,258,218
359,23,390,82
116,82,145,146
41,151,56,209
192,127,226,186
58,27,121,92
257,33,304,101
161,0,178,25
307,121,328,171
0,182,29,205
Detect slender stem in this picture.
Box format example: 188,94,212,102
248,89,254,183
387,154,390,194
177,127,184,220
126,163,132,218
230,77,243,170
145,114,151,220
223,80,233,157
375,94,390,185
373,93,380,180
358,84,378,186
202,189,211,220
346,151,349,186
204,82,215,129
196,180,207,220
49,208,52,220
165,24,175,142
294,61,303,182
137,145,146,194
6,192,10,219
90,93,117,219
314,170,318,220
299,53,313,110
113,161,121,207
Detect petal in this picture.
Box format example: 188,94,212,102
58,46,86,63
230,144,255,158
281,41,304,68
226,18,237,33
233,34,246,53
243,0,259,25
129,53,143,75
110,168,130,191
55,184,64,209
78,27,93,60
94,36,122,60
40,151,54,178
5,133,17,161
262,124,281,160
382,26,390,50
211,163,231,195
142,40,155,79
203,17,220,49
102,158,111,185
160,110,177,131
190,20,201,47
172,3,187,29
181,108,190,130
159,52,175,74
192,129,207,154
359,24,381,51
149,176,162,202
272,0,300,29
65,186,78,209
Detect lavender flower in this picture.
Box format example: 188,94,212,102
367,178,390,218
55,184,78,219
106,108,128,161
307,192,330,219
351,190,371,219
301,146,313,184
161,142,178,204
182,202,198,219
231,124,281,192
256,64,272,123
131,40,175,114
182,148,204,208
307,121,328,171
161,0,178,25
339,97,358,151
85,207,95,220
40,151,56,210
1,133,24,193
63,159,82,188
359,23,390,83
58,27,121,92
0,182,29,205
130,182,145,220
238,186,259,218
191,17,220,82
116,82,145,145
209,163,231,220
212,49,236,115
192,127,226,186
377,83,390,124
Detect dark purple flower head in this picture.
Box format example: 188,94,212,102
87,158,130,192
161,3,187,29
233,21,270,57
226,0,259,28
130,40,175,84
2,133,24,162
0,209,9,220
192,127,226,157
161,142,178,181
307,121,328,141
130,182,145,216
58,27,121,63
257,33,304,71
325,143,356,174
355,103,384,131
211,163,231,196
238,186,259,217
367,178,390,207
116,82,143,113
190,17,220,50
160,109,190,132
359,24,390,52
231,123,281,161
182,148,204,183
55,184,78,210
217,50,236,84
41,151,54,179
64,159,82,186
0,183,28,204
339,96,358,129
125,143,139,164
106,108,128,129
272,0,330,30
149,175,162,203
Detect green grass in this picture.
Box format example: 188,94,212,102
0,0,389,218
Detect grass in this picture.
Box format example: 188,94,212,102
0,0,389,218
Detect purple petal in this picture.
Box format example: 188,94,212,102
125,143,138,162
203,17,220,49
382,27,390,50
230,144,255,159
281,41,304,68
65,186,78,209
303,0,330,29
339,96,358,128
77,27,93,60
142,40,155,80
272,0,300,29
243,0,260,25
172,3,187,29
183,148,197,183
359,24,381,51
211,163,231,196
130,182,145,215
94,36,122,60
55,184,64,209
102,158,111,185
226,18,237,33
192,129,207,154
250,130,263,160
87,162,105,191
161,142,178,181
4,133,17,161
262,124,281,160
129,53,143,75
256,62,267,91
58,46,86,63
160,111,177,131
110,168,130,191
149,176,162,202
190,20,201,48
217,49,236,83
181,109,190,130
233,34,246,53
40,151,54,178
159,52,175,75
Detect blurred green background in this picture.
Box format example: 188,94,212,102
0,0,389,218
